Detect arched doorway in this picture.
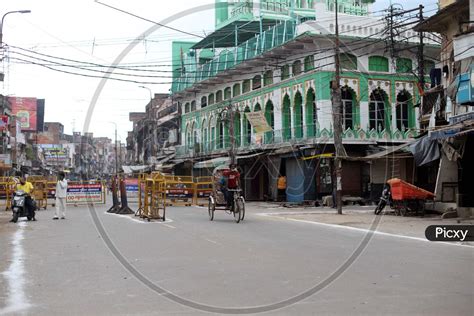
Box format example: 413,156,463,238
282,94,292,141
369,88,389,131
265,100,274,144
305,88,316,137
294,91,303,139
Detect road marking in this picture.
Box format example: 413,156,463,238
258,213,474,248
0,221,31,314
104,212,173,224
203,238,220,245
163,224,176,229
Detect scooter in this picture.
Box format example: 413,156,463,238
374,185,392,215
11,190,36,223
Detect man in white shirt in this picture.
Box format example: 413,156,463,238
53,172,68,220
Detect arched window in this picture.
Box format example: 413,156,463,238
341,88,354,130
217,118,224,149
234,112,241,147
265,100,274,144
201,96,207,108
184,102,190,113
340,53,357,70
224,87,231,100
243,107,251,145
368,56,389,72
242,79,251,93
282,94,292,141
396,90,412,131
191,100,196,112
233,83,241,97
216,90,223,102
396,58,412,73
304,55,314,72
252,75,261,90
281,65,290,80
305,88,316,137
264,70,273,86
294,91,303,139
369,88,387,131
208,93,215,105
292,60,302,76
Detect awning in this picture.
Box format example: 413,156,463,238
193,153,263,169
363,142,414,160
122,165,150,174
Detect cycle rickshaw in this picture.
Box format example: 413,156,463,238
208,165,245,223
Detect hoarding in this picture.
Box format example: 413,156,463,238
0,115,8,131
66,183,104,204
245,111,272,133
9,97,38,131
40,144,68,163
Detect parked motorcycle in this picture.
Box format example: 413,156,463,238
11,190,36,223
374,185,392,215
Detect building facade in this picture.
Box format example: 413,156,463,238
171,0,439,202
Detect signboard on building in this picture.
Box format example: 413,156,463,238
9,97,38,131
0,154,12,168
66,183,104,204
0,115,8,131
245,111,272,133
40,144,68,163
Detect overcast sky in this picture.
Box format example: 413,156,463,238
1,0,438,142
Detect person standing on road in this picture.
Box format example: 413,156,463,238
53,172,68,220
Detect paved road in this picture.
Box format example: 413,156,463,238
0,202,472,315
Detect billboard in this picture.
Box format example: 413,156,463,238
40,144,68,163
9,97,37,131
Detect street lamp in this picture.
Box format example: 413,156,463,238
138,85,152,101
0,10,32,46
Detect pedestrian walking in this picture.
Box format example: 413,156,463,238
53,172,68,220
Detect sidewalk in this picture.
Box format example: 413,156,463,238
251,202,474,243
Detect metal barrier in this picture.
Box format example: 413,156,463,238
163,175,194,207
194,176,213,207
29,179,48,210
0,177,15,211
140,173,166,221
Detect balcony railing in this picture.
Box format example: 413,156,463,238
175,125,418,158
172,20,297,93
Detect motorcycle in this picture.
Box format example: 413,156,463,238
374,185,392,215
11,190,36,223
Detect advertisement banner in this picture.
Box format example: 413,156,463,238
40,144,68,163
124,178,139,200
0,115,8,131
0,154,12,168
245,111,272,133
66,183,103,204
9,97,37,131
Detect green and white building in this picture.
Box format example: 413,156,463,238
171,0,439,202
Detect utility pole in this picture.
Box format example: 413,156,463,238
228,101,236,165
331,0,345,215
418,5,425,89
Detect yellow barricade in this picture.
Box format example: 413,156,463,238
140,172,166,221
194,176,213,207
29,178,48,210
163,175,194,207
0,178,15,211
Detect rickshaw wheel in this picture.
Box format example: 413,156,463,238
208,198,215,221
237,198,245,221
233,203,241,223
